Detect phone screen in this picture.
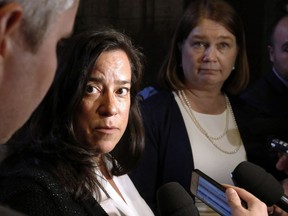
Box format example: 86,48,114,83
191,169,232,216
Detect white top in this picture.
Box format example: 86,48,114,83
174,91,247,184
174,91,247,215
94,161,154,216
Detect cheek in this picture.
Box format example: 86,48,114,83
230,50,238,64
181,48,190,65
182,53,197,80
75,102,93,123
221,52,237,70
45,48,58,79
279,53,288,62
73,112,85,130
121,102,131,126
35,47,58,95
73,112,91,144
73,102,93,132
182,49,198,71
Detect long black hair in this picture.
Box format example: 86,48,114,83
6,29,145,201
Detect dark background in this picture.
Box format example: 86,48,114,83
73,0,286,89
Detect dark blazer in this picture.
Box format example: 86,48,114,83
0,160,108,216
130,87,286,214
241,70,288,117
241,70,288,141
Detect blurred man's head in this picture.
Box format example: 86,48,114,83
268,15,288,80
0,0,79,144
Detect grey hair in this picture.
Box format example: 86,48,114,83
0,0,78,52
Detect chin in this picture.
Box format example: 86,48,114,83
99,143,118,154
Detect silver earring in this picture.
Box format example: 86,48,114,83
232,66,235,70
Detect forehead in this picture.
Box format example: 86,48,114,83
94,49,130,68
189,18,235,39
90,49,132,80
188,19,236,40
274,17,288,39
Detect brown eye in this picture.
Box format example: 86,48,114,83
116,87,130,97
218,42,229,49
191,41,206,50
85,85,97,94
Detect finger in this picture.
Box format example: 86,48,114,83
223,185,253,202
226,188,242,208
276,154,288,170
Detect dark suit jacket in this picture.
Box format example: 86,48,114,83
0,160,108,216
241,70,288,115
130,87,286,214
241,70,288,141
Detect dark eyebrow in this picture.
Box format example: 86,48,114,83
218,36,234,41
191,35,234,41
190,35,205,40
88,77,104,83
88,77,131,85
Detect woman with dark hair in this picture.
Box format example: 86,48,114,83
0,29,153,216
130,0,286,215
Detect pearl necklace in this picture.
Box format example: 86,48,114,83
178,90,241,154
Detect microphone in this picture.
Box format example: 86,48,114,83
157,182,199,216
231,161,288,212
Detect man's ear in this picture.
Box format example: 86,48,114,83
268,45,274,63
0,3,23,57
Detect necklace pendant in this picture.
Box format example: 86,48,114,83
177,90,241,154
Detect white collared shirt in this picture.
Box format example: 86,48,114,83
94,161,154,216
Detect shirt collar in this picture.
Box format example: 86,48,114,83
272,67,288,87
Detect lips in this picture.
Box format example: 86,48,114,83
94,126,119,134
199,68,220,71
199,68,221,75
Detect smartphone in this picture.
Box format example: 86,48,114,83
191,169,246,216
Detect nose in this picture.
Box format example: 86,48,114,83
203,46,217,62
98,92,118,117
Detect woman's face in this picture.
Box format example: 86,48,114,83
73,49,131,153
180,18,238,90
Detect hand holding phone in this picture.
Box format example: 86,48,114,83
225,186,267,216
190,169,247,216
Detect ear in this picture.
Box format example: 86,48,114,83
0,3,23,58
268,45,274,63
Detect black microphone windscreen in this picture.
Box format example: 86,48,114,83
157,182,199,216
232,161,284,206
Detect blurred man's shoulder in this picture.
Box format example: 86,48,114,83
0,205,26,216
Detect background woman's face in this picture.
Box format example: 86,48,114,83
73,49,132,153
180,18,238,90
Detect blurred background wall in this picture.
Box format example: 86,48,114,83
74,0,286,88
